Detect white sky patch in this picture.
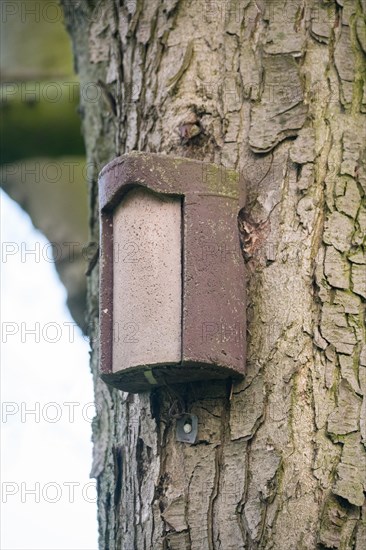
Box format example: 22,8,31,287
1,190,98,550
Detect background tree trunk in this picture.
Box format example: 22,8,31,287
0,0,88,326
62,1,366,548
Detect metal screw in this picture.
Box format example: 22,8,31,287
176,414,198,444
183,422,192,434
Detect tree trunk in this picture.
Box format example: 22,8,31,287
62,1,366,548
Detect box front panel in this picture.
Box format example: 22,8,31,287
112,187,182,373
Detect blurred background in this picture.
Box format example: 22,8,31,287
1,1,98,548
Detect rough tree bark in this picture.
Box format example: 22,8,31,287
62,1,366,548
